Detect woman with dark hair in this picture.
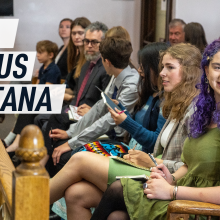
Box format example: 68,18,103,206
109,42,168,153
90,40,220,220
184,22,208,53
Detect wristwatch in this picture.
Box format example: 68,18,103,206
171,174,176,183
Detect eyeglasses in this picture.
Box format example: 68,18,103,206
83,39,101,47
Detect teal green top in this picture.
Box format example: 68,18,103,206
121,127,220,220
178,127,220,187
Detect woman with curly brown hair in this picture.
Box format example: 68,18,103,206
49,43,201,220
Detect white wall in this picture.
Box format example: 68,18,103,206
174,0,220,44
0,0,141,71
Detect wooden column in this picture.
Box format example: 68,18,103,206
12,125,49,220
0,138,15,220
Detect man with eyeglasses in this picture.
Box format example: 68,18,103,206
36,22,111,176
49,36,139,174
72,21,110,114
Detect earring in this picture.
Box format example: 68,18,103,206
205,77,210,93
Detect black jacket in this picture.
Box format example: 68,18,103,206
57,45,68,79
70,58,111,107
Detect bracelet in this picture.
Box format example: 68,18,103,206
172,185,178,200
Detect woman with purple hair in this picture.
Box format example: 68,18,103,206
90,39,220,220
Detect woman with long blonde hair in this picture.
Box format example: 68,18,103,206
90,40,220,220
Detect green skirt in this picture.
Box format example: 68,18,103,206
121,178,170,220
108,158,170,220
108,158,151,186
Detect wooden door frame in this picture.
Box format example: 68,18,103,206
140,0,173,48
165,0,173,41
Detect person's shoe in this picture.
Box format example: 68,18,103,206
49,210,61,219
1,139,8,148
7,151,15,159
11,155,21,167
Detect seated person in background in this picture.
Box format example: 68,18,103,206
90,38,220,220
35,40,61,84
108,42,168,153
168,18,186,46
5,40,61,154
184,22,208,53
49,36,139,174
34,17,91,130
32,18,71,81
63,17,91,103
3,32,67,147
49,43,201,220
56,18,72,80
104,26,136,70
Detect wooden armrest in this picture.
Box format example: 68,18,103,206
168,200,220,216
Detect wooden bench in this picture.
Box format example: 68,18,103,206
32,77,66,85
0,125,49,220
167,200,220,220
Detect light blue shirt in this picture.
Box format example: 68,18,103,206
66,66,140,149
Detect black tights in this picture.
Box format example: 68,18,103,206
91,180,130,220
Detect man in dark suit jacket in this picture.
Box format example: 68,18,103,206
71,56,109,112
38,21,110,176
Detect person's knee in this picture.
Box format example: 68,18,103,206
107,211,130,220
65,184,83,205
64,183,91,207
65,152,88,170
108,180,123,195
68,152,89,165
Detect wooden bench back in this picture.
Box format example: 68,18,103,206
167,200,220,220
32,77,66,84
0,139,15,219
0,125,49,220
